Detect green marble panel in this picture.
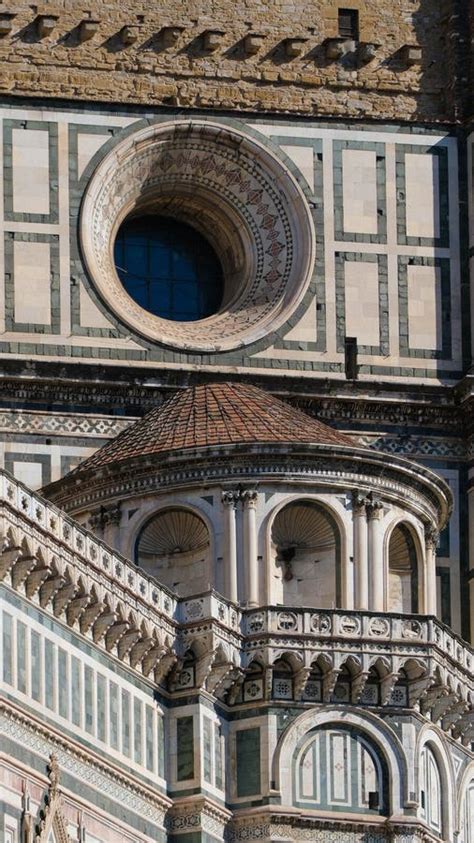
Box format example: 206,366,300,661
177,716,194,781
236,727,261,797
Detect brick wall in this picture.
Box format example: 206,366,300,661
0,0,461,123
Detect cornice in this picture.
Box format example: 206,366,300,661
0,361,463,431
44,443,452,528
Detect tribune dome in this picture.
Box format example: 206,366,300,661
67,382,353,473
43,382,451,535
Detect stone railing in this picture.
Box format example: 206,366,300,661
0,468,178,617
0,468,472,740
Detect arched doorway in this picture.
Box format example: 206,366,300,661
270,501,340,608
388,523,418,613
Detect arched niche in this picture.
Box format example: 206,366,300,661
387,522,419,613
135,507,211,597
459,772,474,843
419,743,443,837
293,724,389,816
270,500,340,608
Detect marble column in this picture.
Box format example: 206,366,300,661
352,492,368,610
242,489,259,607
103,502,122,552
367,498,384,612
424,525,439,616
222,490,239,603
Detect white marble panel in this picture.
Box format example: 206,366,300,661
283,300,317,342
12,461,43,489
12,128,49,215
280,144,314,189
344,260,380,346
77,132,110,179
407,264,441,350
79,281,115,328
405,153,439,239
13,240,50,324
342,148,377,234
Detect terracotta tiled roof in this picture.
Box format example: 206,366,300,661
72,383,354,472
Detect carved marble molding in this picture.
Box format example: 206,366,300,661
80,119,315,352
32,754,72,843
0,702,170,825
166,796,231,839
227,811,438,842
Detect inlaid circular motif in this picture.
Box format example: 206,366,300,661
80,119,315,352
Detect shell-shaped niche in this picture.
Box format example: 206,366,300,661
272,501,335,552
136,508,211,597
271,501,338,609
388,523,418,613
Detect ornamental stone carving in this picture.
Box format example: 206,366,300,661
80,119,315,352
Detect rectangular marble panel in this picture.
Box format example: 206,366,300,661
77,132,109,179
145,705,155,772
2,611,13,685
203,716,212,783
58,648,69,719
44,638,55,711
329,731,349,803
133,697,143,765
342,148,378,234
12,128,50,215
176,715,194,781
236,727,261,797
281,144,314,189
12,460,43,489
13,239,51,325
344,259,380,347
17,620,27,694
405,152,440,239
407,263,441,350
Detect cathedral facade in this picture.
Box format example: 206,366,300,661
0,1,473,841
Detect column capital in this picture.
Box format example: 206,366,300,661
352,490,368,516
424,524,439,549
366,498,384,520
107,502,122,526
241,489,258,509
222,490,239,508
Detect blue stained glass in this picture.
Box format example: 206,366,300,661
114,216,224,322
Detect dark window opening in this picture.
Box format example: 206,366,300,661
114,215,224,322
338,8,359,40
368,791,379,810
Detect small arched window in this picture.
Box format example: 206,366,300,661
361,666,381,705
243,661,264,703
294,725,388,815
272,658,294,701
332,665,352,703
419,744,443,836
303,663,323,703
173,649,196,691
389,668,409,707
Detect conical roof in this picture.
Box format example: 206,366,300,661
71,382,354,473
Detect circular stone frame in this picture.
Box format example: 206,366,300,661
80,119,315,352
